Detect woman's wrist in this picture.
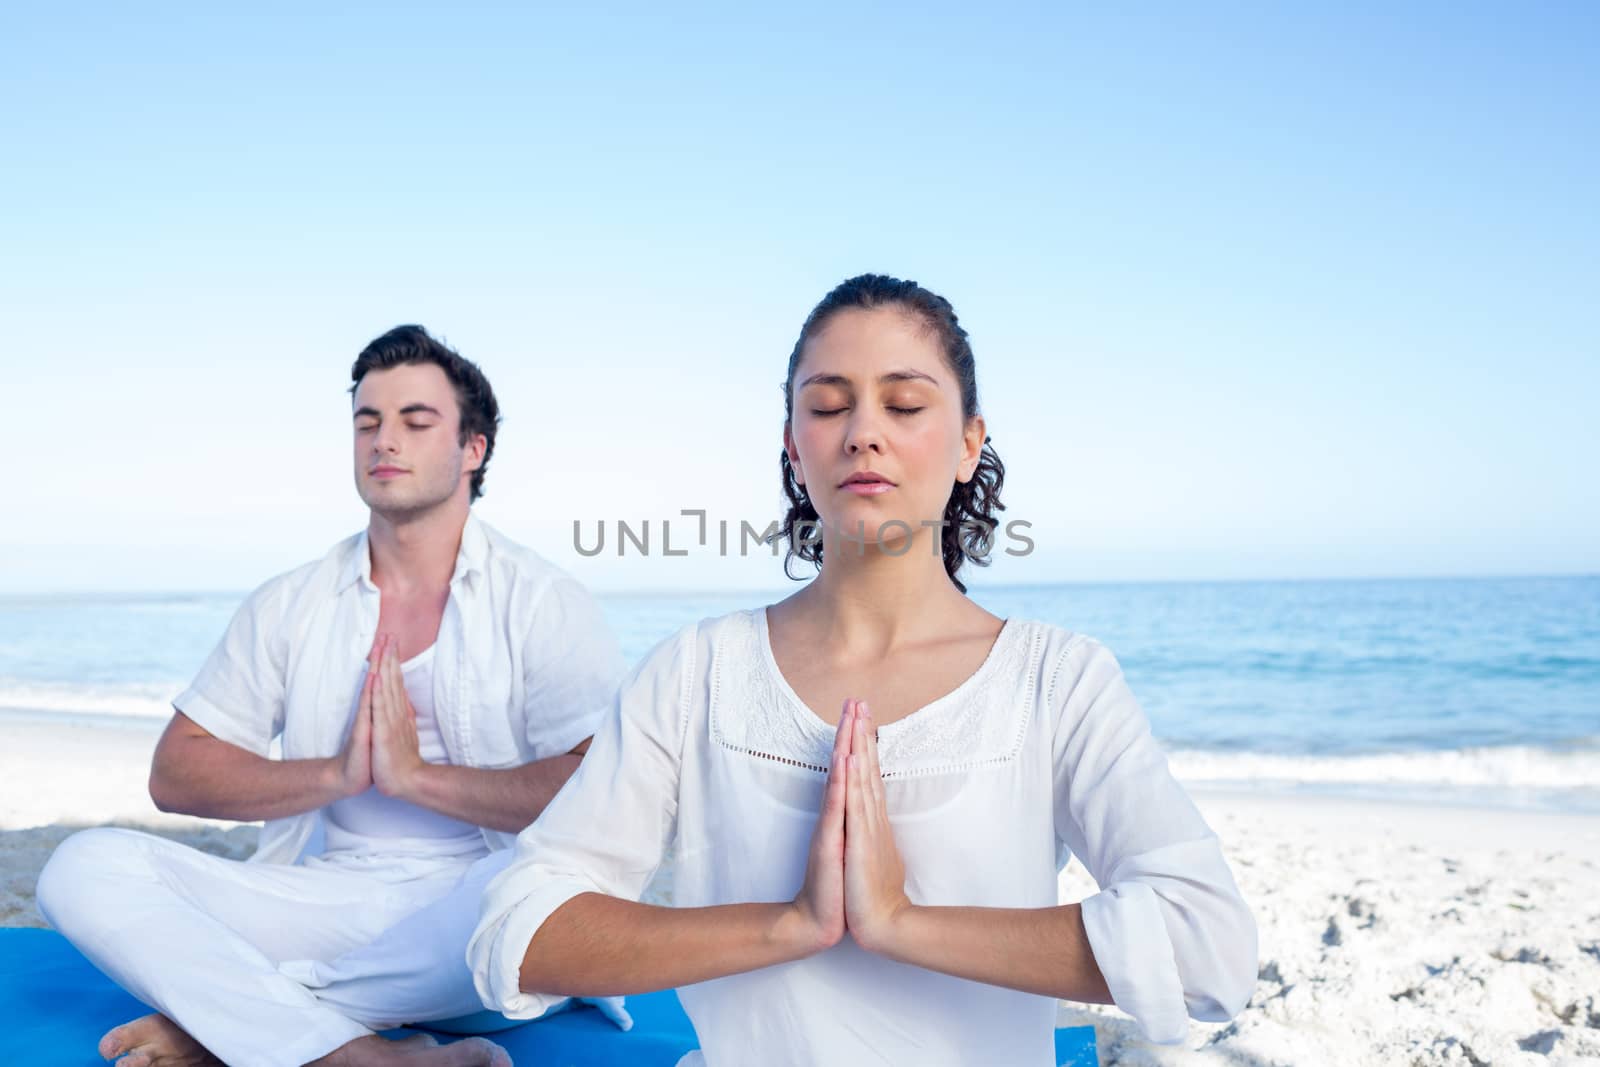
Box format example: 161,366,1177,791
852,901,918,961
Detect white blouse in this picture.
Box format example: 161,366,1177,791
469,609,1256,1065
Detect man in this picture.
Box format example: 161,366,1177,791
38,326,624,1067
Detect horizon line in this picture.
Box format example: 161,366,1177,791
2,571,1595,602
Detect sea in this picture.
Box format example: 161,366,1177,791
2,577,1596,813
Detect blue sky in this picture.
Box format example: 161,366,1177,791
1,3,1595,592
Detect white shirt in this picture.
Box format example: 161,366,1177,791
324,643,490,856
470,609,1257,1063
174,514,626,865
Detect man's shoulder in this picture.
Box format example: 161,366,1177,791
237,530,364,617
474,518,581,597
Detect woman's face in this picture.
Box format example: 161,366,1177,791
785,306,984,554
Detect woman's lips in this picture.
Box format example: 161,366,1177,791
840,481,893,496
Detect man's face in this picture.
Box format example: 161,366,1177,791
352,362,480,519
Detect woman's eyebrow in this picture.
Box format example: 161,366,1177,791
799,369,939,388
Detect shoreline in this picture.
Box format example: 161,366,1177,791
5,706,1596,819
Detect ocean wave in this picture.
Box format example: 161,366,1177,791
1168,743,1600,792
0,680,182,720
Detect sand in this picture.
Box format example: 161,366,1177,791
1057,792,1600,1066
4,712,1598,1065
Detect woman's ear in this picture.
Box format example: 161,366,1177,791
784,422,805,487
956,415,986,483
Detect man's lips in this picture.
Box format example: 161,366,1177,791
370,466,409,478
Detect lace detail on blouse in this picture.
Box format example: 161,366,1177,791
709,611,1041,779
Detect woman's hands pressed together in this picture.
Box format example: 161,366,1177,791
844,701,913,954
790,699,854,953
790,698,914,959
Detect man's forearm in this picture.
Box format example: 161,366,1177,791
150,736,348,822
399,753,584,833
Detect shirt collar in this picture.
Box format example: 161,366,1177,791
338,512,488,594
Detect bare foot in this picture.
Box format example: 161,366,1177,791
309,1033,512,1067
98,1013,221,1066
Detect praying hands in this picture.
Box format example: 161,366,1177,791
791,699,916,957
336,633,428,801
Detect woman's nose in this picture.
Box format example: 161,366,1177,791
845,415,885,454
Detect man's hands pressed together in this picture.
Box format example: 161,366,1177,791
336,633,432,802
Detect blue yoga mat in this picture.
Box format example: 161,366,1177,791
3,928,1097,1065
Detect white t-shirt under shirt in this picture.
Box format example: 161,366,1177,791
470,609,1258,1065
323,643,490,859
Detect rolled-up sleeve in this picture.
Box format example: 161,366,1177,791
468,623,693,1018
1050,638,1257,1044
172,577,290,755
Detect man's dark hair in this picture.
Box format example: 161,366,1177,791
349,326,501,503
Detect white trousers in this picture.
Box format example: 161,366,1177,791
36,827,514,1067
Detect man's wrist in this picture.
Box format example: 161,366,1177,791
322,756,357,800
391,758,436,806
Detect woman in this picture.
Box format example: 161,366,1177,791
468,274,1257,1065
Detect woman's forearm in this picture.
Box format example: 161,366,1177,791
868,901,1114,1004
520,893,825,997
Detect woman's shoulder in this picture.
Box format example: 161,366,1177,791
1005,617,1105,664
1002,618,1129,708
621,608,766,695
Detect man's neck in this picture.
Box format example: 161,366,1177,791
366,501,470,595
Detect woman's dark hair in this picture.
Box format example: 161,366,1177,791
777,274,1006,594
349,325,502,503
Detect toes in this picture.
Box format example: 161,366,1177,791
453,1037,512,1067
114,1054,152,1067
99,1022,134,1060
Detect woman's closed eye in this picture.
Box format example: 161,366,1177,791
810,406,925,417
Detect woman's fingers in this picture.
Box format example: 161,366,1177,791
852,717,875,831
823,752,847,825
861,702,886,811
833,699,856,761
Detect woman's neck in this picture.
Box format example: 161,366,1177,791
782,530,974,653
